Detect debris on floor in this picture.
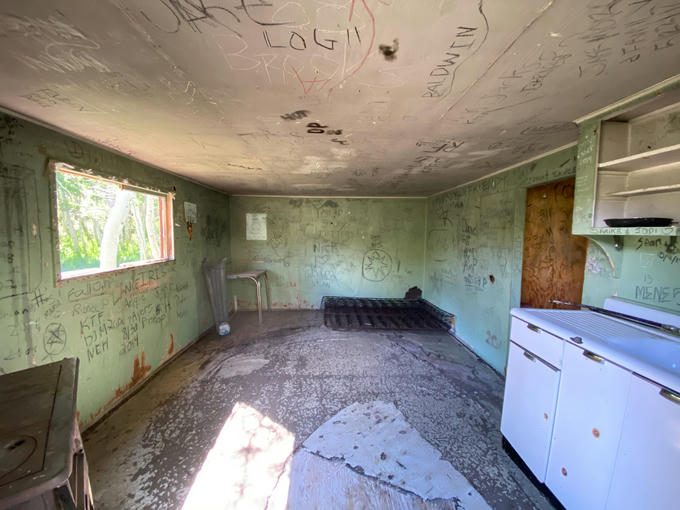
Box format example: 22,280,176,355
302,401,490,508
83,311,554,510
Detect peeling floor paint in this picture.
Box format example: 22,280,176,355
303,401,490,507
84,311,555,510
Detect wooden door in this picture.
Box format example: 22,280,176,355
521,177,588,308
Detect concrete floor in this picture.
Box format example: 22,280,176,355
83,311,555,510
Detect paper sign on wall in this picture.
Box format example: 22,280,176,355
184,202,197,223
246,213,267,240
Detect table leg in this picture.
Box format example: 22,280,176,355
264,271,271,311
255,279,262,324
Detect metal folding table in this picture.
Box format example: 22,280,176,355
226,269,271,324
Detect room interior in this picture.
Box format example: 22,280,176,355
1,1,679,509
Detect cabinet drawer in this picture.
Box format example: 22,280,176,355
510,316,563,368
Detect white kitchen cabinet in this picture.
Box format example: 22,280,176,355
605,374,680,510
545,342,632,509
501,341,560,482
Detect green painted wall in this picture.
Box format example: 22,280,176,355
229,197,426,309
424,146,679,374
424,148,579,373
582,236,680,312
0,113,230,429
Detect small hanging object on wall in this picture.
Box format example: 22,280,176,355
184,201,197,240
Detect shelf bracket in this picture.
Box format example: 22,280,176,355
587,236,623,279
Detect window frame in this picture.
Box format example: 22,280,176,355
48,160,174,283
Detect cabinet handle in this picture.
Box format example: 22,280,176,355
660,388,680,405
570,336,583,344
583,350,604,363
527,323,541,333
523,351,536,362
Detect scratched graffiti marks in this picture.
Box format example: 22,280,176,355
200,213,227,244
0,167,41,300
362,236,394,282
137,0,373,95
43,322,67,355
21,88,103,112
575,1,680,79
422,4,489,99
139,0,243,36
362,248,393,282
485,329,501,349
0,13,110,73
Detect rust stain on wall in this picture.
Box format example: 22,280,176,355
130,351,152,387
89,352,153,423
168,333,175,356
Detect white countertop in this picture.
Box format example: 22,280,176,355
511,308,680,393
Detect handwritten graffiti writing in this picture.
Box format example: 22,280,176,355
263,26,362,51
280,109,310,121
416,139,465,153
423,25,484,98
635,286,680,305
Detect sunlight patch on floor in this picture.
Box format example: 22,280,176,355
181,402,294,510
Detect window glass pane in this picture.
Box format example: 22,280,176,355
55,164,167,278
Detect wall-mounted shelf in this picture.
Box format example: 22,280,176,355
572,80,680,236
598,144,680,172
607,183,680,197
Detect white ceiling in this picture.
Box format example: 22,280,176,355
1,0,679,196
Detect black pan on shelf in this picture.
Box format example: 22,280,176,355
604,217,674,227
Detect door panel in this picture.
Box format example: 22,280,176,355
521,178,588,308
501,341,561,482
606,375,680,509
546,342,631,509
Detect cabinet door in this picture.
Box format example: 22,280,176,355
501,341,560,482
546,342,631,509
606,375,680,510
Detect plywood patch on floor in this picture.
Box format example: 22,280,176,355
303,401,490,508
272,450,465,510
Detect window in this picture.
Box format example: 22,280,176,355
52,161,173,279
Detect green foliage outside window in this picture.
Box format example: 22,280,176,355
55,166,164,276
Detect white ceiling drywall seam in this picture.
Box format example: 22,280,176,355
573,74,680,124
0,105,230,196
428,141,578,198
439,0,556,120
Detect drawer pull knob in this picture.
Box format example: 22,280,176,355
570,336,583,344
583,350,604,363
561,467,568,477
660,388,680,405
523,351,536,362
592,428,600,438
527,323,541,333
